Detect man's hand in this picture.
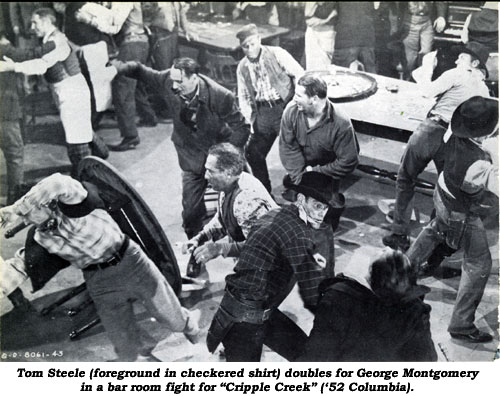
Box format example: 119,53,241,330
184,30,199,42
0,206,18,228
306,17,326,28
182,235,201,254
0,56,15,72
193,242,222,265
433,17,446,33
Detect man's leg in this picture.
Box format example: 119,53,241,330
110,41,149,147
448,217,493,339
181,171,208,239
83,269,143,361
222,321,265,361
402,19,421,78
263,309,308,361
359,46,377,74
245,104,283,193
122,240,200,340
67,143,91,179
406,217,446,270
0,120,24,204
418,20,434,66
384,119,446,250
332,47,358,69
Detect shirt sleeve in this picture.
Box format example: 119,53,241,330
217,90,251,148
462,160,499,197
97,3,133,36
200,209,226,242
270,46,304,82
420,69,455,98
311,115,359,179
14,34,70,76
233,190,275,238
283,234,325,310
279,105,307,183
13,173,88,216
236,62,255,124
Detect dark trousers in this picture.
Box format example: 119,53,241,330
222,309,308,362
246,103,284,192
181,170,208,239
67,143,91,178
0,120,24,203
333,46,377,74
112,40,150,139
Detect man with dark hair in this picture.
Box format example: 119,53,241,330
207,171,340,362
383,42,491,252
407,96,498,343
111,57,250,239
279,73,359,276
279,73,359,187
182,143,277,274
0,7,95,177
236,23,303,193
298,248,437,361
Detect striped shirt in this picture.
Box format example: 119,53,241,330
12,173,124,269
226,204,326,310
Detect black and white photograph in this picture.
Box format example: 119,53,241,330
0,0,498,374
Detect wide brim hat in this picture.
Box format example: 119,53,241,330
288,171,340,206
451,96,498,138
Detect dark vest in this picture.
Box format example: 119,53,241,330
42,30,81,84
439,136,490,213
219,183,245,242
239,46,294,108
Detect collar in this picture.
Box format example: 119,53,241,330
296,202,309,225
247,47,262,63
181,82,200,107
43,26,58,44
341,248,375,292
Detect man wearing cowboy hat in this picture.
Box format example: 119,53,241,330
407,96,498,343
206,171,341,361
383,41,491,252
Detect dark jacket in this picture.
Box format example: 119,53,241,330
117,61,250,174
297,276,437,361
0,41,55,120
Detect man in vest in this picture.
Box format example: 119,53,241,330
182,143,278,275
382,42,491,252
236,23,304,193
0,7,95,177
206,172,337,361
407,96,498,343
111,57,250,239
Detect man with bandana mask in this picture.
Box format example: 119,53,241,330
206,171,338,362
111,57,250,239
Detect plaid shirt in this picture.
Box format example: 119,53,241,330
12,173,124,269
226,204,326,310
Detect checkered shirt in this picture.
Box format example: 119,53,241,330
226,204,326,310
246,57,282,103
12,173,124,269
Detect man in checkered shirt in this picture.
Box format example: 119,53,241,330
206,171,339,361
0,172,201,361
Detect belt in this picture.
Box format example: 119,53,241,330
427,112,449,129
221,289,274,324
83,235,130,272
256,98,283,109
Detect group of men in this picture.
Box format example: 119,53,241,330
0,11,498,361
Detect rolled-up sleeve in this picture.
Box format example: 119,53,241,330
279,105,307,183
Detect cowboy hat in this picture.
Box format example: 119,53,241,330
451,96,498,138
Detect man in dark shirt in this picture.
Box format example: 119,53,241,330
112,57,250,238
206,172,338,361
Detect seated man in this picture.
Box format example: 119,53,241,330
182,143,278,277
298,248,437,361
0,173,201,361
406,96,498,343
207,172,338,362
